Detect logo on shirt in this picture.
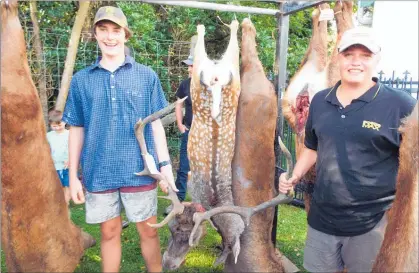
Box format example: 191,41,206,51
362,120,381,131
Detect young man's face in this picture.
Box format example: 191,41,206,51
50,121,66,132
338,44,380,85
95,21,127,59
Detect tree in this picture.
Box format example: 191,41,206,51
55,1,91,112
29,1,49,126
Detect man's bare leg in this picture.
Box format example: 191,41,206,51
136,216,162,272
101,216,122,272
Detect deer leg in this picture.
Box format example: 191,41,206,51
221,20,240,71
328,1,354,86
193,25,207,77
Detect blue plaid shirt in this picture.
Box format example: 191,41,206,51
63,55,168,192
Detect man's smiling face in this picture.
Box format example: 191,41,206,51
338,44,380,85
95,20,127,59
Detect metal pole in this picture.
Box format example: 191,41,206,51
140,0,281,16
272,1,289,248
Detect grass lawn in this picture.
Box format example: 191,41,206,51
1,190,308,272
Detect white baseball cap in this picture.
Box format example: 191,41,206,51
182,55,194,66
338,27,381,54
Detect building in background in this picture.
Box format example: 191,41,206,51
357,1,418,97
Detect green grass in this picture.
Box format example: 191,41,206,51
1,190,307,272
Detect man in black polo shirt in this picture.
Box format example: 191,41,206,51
279,27,416,272
166,55,194,214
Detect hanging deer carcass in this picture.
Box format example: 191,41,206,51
148,20,244,269
226,18,289,272
187,19,245,266
1,1,95,272
372,103,418,272
282,1,354,212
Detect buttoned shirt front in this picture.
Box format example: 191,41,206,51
304,78,416,236
63,56,168,192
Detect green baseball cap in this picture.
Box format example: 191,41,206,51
94,6,133,38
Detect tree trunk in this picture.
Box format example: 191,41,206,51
29,1,49,126
55,1,90,112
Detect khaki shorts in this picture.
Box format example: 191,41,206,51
85,188,157,224
303,214,387,272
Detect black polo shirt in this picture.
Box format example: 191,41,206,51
175,78,193,128
305,78,416,236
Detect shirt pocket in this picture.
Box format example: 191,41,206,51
123,83,149,121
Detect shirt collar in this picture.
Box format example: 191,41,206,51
325,77,381,105
89,55,134,71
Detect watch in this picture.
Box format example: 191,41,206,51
158,160,172,168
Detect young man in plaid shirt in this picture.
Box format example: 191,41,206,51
64,6,177,272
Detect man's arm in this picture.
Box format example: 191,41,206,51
151,119,178,193
292,147,317,181
68,126,85,203
175,98,187,133
278,146,317,194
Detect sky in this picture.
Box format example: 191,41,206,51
372,1,418,81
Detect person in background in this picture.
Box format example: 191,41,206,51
166,55,193,214
47,109,70,204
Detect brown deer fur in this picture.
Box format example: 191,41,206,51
226,18,285,272
372,103,418,272
1,1,94,271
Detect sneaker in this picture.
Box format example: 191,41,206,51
122,220,129,229
164,204,173,215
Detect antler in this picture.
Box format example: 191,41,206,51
278,135,295,197
148,187,185,228
133,97,188,228
134,97,187,178
188,135,294,246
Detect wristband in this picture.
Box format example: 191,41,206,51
158,160,171,168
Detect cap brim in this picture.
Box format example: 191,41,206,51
182,60,193,66
339,41,380,54
94,17,132,38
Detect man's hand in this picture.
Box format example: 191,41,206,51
64,161,69,169
159,165,179,194
278,173,300,194
70,176,85,204
178,124,189,134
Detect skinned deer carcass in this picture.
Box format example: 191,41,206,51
1,1,95,272
372,103,418,272
187,20,244,266
282,1,354,212
226,18,286,272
